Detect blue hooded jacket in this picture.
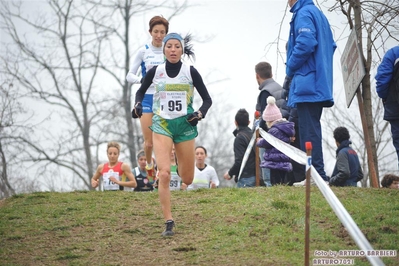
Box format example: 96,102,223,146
375,46,399,121
330,140,363,187
286,0,336,107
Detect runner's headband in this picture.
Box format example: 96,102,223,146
163,33,184,52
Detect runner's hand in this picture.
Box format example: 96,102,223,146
187,111,202,126
91,178,99,188
132,102,143,118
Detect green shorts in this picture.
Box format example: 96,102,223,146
151,115,198,143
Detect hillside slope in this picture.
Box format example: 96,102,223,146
0,187,398,265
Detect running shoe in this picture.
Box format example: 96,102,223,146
293,179,329,187
146,164,155,182
161,220,175,237
293,178,315,187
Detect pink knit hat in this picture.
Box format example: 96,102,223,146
262,96,282,122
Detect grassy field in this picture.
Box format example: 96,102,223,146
0,186,398,266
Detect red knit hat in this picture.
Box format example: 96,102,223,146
262,96,282,122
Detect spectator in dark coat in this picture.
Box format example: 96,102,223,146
257,97,295,185
329,127,363,187
224,109,256,188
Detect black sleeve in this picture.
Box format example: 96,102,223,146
357,166,364,182
228,135,247,177
330,152,350,186
190,66,212,118
259,90,271,131
134,66,157,103
259,119,268,131
259,90,271,113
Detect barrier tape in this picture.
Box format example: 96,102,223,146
237,130,256,180
257,128,384,266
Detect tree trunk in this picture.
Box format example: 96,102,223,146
352,0,380,186
0,141,16,199
123,1,137,168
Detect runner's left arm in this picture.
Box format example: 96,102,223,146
190,66,212,118
119,163,138,188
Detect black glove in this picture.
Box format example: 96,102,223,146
329,176,343,186
132,102,143,118
186,111,202,126
282,76,292,95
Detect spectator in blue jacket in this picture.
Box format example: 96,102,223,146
329,127,363,187
375,46,399,170
286,0,336,183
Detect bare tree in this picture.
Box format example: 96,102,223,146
0,81,19,198
1,0,216,192
0,79,44,198
0,1,114,190
329,0,399,184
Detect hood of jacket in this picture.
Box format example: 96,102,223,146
290,0,314,13
271,120,295,137
336,139,352,155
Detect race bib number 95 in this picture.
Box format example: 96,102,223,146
160,91,187,119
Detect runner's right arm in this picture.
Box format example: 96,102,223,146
135,66,157,103
126,48,145,84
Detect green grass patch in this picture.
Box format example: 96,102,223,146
0,187,398,265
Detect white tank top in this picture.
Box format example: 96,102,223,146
152,63,194,119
